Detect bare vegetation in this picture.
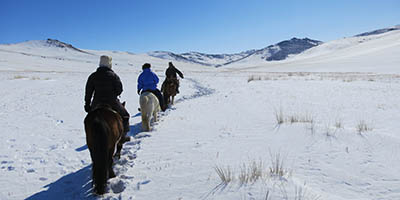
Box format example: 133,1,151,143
238,160,264,185
10,75,50,80
334,119,343,129
269,152,290,178
214,154,290,187
274,108,314,126
214,165,234,185
356,120,373,134
246,72,400,83
11,75,28,79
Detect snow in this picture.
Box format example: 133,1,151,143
1,29,400,200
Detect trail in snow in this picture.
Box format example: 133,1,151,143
24,75,214,199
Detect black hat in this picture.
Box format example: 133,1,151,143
142,63,151,70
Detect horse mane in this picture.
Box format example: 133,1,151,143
91,104,118,114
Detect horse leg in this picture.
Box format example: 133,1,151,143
108,149,116,178
153,109,158,122
115,140,123,159
141,114,150,131
163,94,169,107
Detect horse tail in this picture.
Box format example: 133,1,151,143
91,115,109,194
140,94,152,131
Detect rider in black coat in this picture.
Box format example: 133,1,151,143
84,55,130,142
164,62,184,93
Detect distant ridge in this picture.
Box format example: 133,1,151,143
45,39,93,54
355,25,400,37
149,37,322,67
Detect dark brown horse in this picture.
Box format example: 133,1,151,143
84,104,124,194
161,78,178,105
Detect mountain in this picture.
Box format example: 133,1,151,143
355,25,400,37
148,38,322,67
43,39,92,54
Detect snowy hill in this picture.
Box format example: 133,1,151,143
355,25,400,37
148,38,321,67
224,28,400,73
0,39,210,73
1,26,400,200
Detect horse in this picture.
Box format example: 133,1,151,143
161,78,178,105
140,91,160,131
84,104,124,195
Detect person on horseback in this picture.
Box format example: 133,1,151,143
84,55,130,142
163,62,184,94
137,63,167,111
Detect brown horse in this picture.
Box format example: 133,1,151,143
161,78,178,105
84,104,124,195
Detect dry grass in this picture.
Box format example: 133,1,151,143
334,119,343,129
274,108,285,125
356,120,373,134
30,76,41,80
238,160,264,185
10,75,49,80
248,75,263,82
11,75,28,79
269,152,290,178
287,114,314,124
274,108,314,126
214,165,234,185
214,153,291,188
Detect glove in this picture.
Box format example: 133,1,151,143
137,89,141,95
84,104,91,113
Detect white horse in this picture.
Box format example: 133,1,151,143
139,92,160,131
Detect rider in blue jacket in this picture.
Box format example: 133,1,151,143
137,63,166,111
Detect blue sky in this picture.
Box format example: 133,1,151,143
0,0,399,54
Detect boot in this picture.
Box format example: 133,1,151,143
176,88,180,94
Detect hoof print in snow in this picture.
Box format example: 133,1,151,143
110,180,126,193
26,168,35,173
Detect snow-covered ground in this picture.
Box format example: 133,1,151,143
1,30,400,200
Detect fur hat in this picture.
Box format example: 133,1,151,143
99,55,112,68
142,63,151,70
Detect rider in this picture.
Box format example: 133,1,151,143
164,62,184,94
84,55,130,142
137,63,167,111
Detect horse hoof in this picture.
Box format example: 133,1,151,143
109,171,116,178
122,136,131,142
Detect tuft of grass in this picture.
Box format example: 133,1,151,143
11,75,28,79
274,108,285,125
269,152,290,178
214,165,234,185
248,75,263,82
274,107,314,127
356,120,373,134
238,160,264,185
334,119,343,129
30,76,41,80
287,114,313,124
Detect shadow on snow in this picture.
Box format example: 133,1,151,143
25,165,95,200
